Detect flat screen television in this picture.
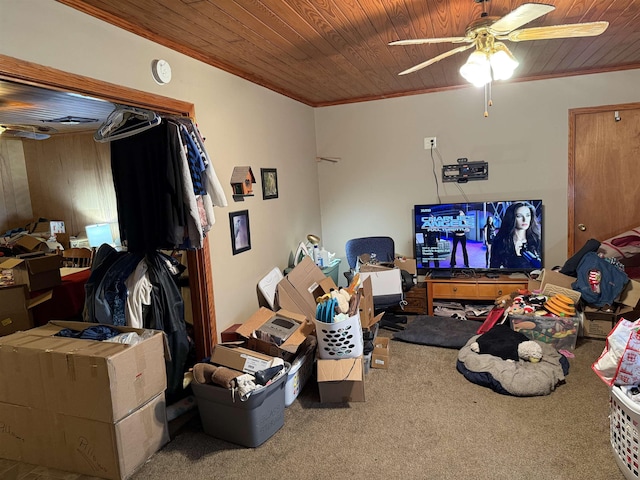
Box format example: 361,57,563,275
413,200,543,275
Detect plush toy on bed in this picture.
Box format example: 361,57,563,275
470,324,542,363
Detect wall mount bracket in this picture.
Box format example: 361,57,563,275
442,160,488,183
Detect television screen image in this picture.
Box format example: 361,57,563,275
413,200,543,274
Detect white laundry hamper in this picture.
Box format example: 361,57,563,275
611,385,640,479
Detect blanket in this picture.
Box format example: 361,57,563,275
392,315,479,349
457,335,567,396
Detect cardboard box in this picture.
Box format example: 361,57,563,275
358,276,384,331
13,234,49,253
0,392,168,480
539,269,581,303
582,315,614,339
316,355,365,403
618,279,640,308
371,337,390,369
211,344,279,374
236,307,313,356
394,257,417,275
275,256,337,323
0,253,62,291
0,285,52,336
0,320,168,423
358,268,403,296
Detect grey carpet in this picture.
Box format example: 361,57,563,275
130,331,625,480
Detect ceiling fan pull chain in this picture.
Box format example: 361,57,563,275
484,83,489,117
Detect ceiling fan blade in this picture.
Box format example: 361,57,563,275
389,37,469,46
398,44,474,75
489,3,555,35
501,21,609,42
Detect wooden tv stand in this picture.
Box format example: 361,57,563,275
425,274,529,315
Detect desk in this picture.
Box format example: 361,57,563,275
31,268,91,326
425,274,529,315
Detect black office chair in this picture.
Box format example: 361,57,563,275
344,236,412,331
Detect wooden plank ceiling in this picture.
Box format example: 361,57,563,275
48,1,640,106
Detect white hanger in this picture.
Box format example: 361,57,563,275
94,105,161,143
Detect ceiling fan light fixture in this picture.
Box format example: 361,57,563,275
460,50,492,87
489,43,519,80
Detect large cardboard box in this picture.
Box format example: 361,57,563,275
0,285,52,336
0,253,62,291
0,392,168,480
275,256,337,322
316,356,365,403
0,320,168,423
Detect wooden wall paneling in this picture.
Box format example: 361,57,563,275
0,138,33,233
22,133,117,240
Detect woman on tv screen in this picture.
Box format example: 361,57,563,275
490,202,541,270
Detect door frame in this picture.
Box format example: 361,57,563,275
568,101,640,258
0,53,217,359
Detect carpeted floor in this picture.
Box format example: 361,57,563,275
128,327,625,480
1,323,628,480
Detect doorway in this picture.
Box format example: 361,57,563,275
0,53,217,359
568,102,640,257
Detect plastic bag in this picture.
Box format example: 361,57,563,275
592,317,640,386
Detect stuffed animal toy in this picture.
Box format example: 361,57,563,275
331,288,351,314
470,324,543,362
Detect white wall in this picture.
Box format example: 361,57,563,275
0,0,321,336
315,70,640,281
3,0,640,335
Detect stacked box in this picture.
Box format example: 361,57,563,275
0,321,169,480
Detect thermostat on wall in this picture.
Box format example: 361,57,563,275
151,59,172,85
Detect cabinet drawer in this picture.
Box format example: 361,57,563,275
477,283,527,299
432,283,477,298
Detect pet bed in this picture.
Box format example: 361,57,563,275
457,335,569,396
392,315,479,349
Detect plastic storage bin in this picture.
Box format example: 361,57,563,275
285,336,316,407
314,312,363,359
611,385,640,479
191,364,289,447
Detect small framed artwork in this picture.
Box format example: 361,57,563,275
229,210,251,255
261,168,278,200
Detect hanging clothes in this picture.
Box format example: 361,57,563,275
83,245,190,403
110,120,186,252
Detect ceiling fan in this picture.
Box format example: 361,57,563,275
389,1,609,80
0,124,57,140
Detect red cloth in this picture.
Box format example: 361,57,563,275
31,269,91,326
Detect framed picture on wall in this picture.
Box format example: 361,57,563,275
229,210,251,255
261,168,278,200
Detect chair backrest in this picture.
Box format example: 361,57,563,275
345,236,395,269
62,247,93,268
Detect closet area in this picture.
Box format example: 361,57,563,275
0,54,219,405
